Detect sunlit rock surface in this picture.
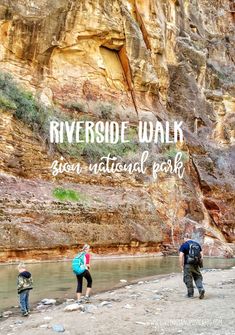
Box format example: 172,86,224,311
0,0,234,261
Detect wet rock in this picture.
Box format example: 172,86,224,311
130,293,141,299
52,324,65,332
36,304,46,311
162,288,173,292
123,304,133,309
152,294,163,301
218,294,225,299
99,301,112,307
14,320,23,325
135,321,146,325
120,279,127,283
41,298,57,305
64,303,84,312
3,311,13,317
124,286,132,289
85,304,98,313
138,281,144,284
156,308,163,312
44,316,53,320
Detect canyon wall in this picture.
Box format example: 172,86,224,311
0,0,234,261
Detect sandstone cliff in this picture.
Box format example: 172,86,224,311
0,0,234,261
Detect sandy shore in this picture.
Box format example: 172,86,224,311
1,267,235,335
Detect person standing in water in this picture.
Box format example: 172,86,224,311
72,244,92,303
179,234,205,299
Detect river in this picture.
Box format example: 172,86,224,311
0,256,234,311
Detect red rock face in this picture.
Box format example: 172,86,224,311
0,0,234,261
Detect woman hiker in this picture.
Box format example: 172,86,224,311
72,244,93,303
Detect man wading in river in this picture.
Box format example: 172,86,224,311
179,234,205,299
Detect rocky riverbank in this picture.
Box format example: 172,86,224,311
1,267,235,335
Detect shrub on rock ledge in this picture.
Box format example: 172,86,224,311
52,187,86,202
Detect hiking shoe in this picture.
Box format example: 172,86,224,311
199,289,205,299
84,296,90,303
185,292,194,298
187,295,194,299
22,312,29,317
76,299,83,304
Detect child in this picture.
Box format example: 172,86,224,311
17,263,33,316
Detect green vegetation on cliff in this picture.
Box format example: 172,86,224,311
52,187,86,202
163,146,189,162
0,72,52,141
0,72,138,162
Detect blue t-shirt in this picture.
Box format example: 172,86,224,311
179,240,202,264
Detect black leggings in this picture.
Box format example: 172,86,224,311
76,270,92,293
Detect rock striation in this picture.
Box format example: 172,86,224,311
0,0,234,261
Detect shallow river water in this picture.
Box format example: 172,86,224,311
0,256,234,311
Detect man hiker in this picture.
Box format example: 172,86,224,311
179,234,205,299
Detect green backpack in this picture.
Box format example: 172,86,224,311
72,252,86,275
